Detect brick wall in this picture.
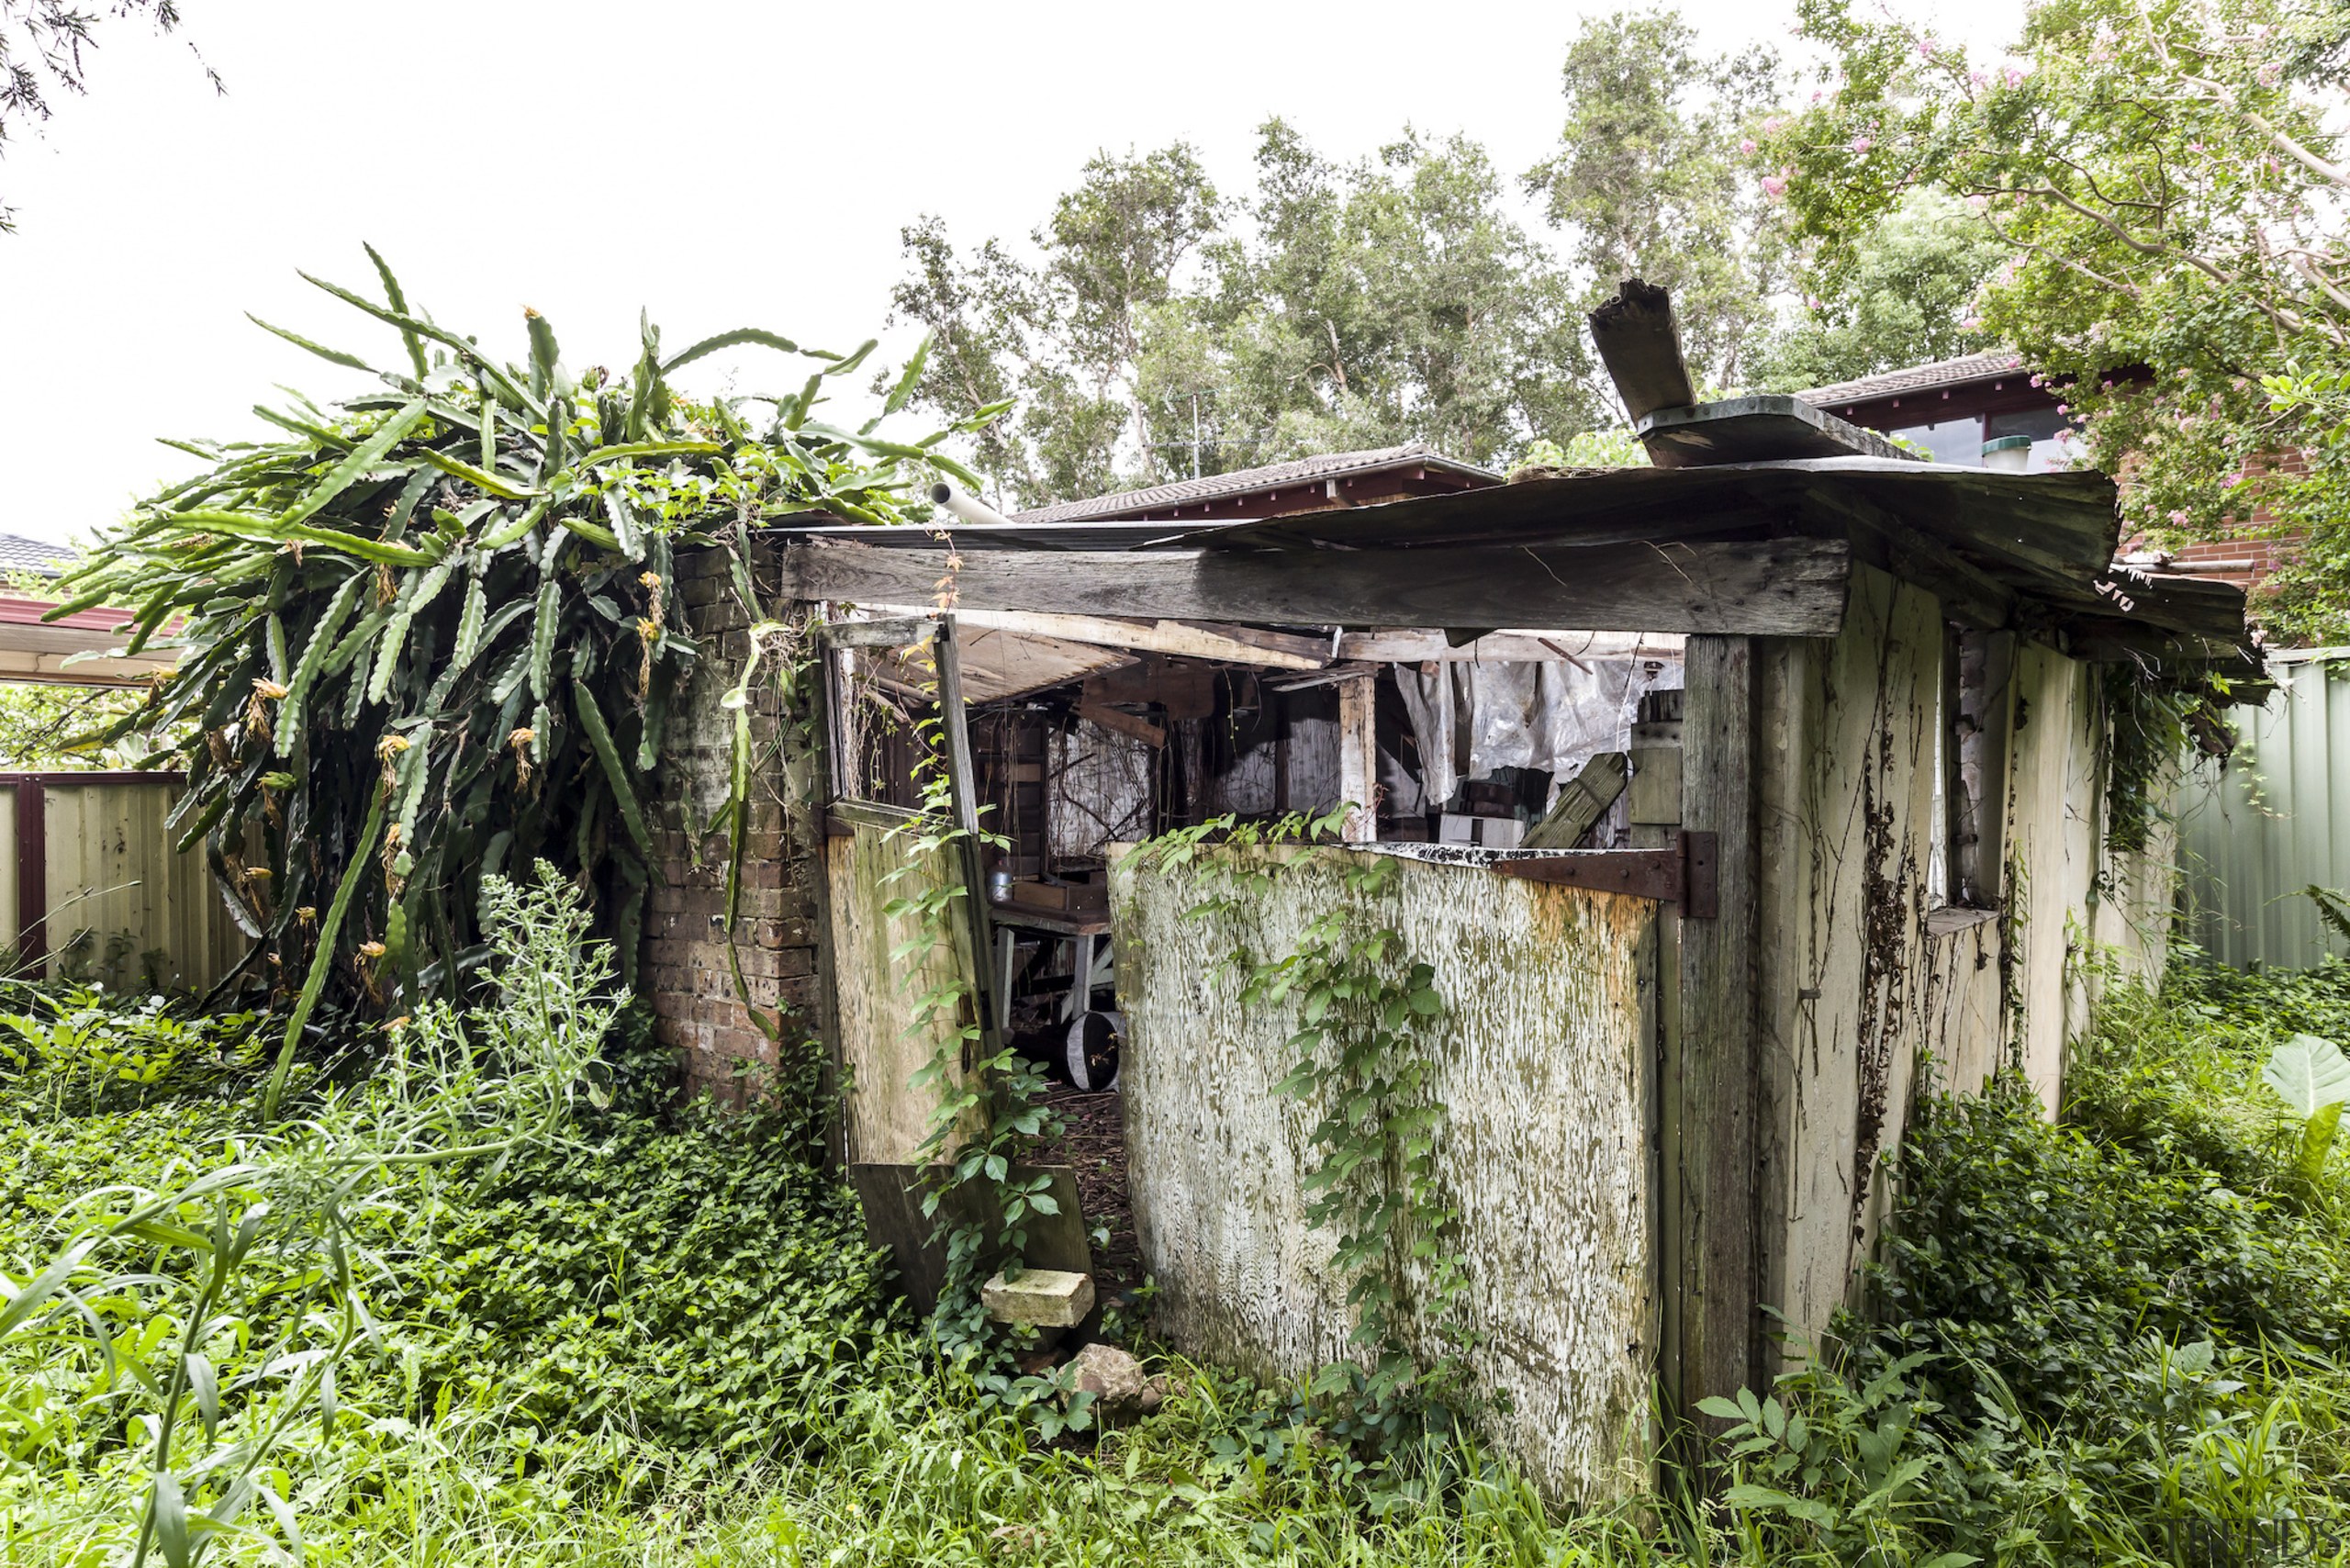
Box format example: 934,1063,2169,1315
2125,448,2309,596
643,542,824,1104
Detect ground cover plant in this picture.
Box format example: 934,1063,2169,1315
12,902,2350,1563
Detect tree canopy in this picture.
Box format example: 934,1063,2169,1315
1757,0,2350,638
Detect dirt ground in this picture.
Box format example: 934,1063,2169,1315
1039,1087,1144,1296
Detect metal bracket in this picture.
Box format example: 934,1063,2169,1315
1492,829,1718,918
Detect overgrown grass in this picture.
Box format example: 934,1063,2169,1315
9,948,2350,1565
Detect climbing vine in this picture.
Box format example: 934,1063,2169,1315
2102,663,2237,857
1135,812,1478,1438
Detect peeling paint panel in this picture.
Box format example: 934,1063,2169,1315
1111,845,1655,1505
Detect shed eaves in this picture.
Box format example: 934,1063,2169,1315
1007,442,1499,525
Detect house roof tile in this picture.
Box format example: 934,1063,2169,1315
1007,442,1498,524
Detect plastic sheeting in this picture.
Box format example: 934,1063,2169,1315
1395,656,1684,812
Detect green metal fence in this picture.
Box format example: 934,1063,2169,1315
2178,647,2350,969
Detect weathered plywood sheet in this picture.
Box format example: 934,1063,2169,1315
1755,566,1948,1343
1756,566,2178,1350
1111,844,1656,1504
824,817,979,1165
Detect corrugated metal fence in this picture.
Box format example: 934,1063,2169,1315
2178,648,2350,969
0,773,247,992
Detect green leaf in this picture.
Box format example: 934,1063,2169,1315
572,677,654,857
2264,1033,2350,1119
364,241,430,380
419,447,536,500
525,307,561,398
263,782,386,1122
246,313,375,374
659,327,800,374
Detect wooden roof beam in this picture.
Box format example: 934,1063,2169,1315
782,538,1853,638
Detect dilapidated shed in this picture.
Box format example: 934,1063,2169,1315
643,286,2260,1503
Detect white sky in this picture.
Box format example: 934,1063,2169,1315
0,0,2022,545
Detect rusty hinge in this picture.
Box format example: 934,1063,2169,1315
1491,829,1718,918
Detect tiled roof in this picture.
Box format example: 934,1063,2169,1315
0,532,75,577
1008,442,1499,524
1796,351,2030,409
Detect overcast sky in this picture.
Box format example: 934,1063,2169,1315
0,0,2020,546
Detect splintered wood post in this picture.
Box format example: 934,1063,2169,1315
932,615,1002,1062
1337,673,1377,842
1522,751,1628,849
1673,634,1762,1468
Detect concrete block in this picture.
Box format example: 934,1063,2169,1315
980,1268,1095,1327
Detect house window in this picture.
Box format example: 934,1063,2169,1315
1985,408,2076,473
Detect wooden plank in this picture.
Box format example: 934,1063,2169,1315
822,617,937,649
1637,396,1912,467
16,780,45,973
867,628,1136,704
1588,278,1697,421
782,539,1854,638
1523,752,1628,850
1075,699,1167,749
1673,634,1761,1453
1337,629,1686,664
856,603,1329,670
934,618,1002,1058
1337,674,1376,843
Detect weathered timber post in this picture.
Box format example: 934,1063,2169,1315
1671,634,1764,1454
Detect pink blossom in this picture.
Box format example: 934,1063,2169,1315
1969,68,1989,88
2030,374,2046,386
1740,137,1758,154
2001,63,2027,88
1918,36,1938,56
1961,316,1983,330
2055,403,2069,414
1966,193,1990,210
1762,174,1790,197
1761,115,1786,135
2167,509,2191,525
2258,62,2281,85
1852,135,1874,153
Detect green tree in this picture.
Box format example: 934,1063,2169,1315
1527,10,1790,390
892,125,1599,504
1752,187,2006,391
889,146,1219,509
1756,0,2350,638
1180,122,1598,474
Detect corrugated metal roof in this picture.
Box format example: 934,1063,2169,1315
1796,351,2030,409
1007,442,1500,524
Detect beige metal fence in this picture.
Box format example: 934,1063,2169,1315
0,773,248,992
2178,648,2350,969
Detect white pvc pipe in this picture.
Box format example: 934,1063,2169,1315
928,481,1014,529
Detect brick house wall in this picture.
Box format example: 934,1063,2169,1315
643,542,825,1103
